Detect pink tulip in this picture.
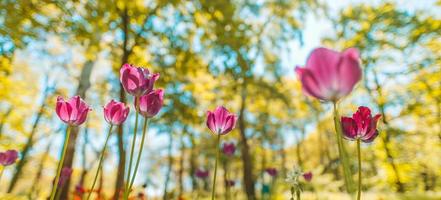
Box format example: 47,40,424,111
56,96,91,126
104,100,130,125
138,89,164,118
265,168,278,177
222,142,236,156
120,64,159,97
0,150,18,166
341,106,381,143
295,47,362,101
195,168,209,179
58,167,73,186
206,106,237,135
303,172,313,182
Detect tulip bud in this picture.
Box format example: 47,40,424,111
120,64,159,97
0,150,18,166
104,100,130,125
303,172,313,182
56,96,91,126
222,142,236,156
138,89,164,118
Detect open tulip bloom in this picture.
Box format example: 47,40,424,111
341,106,381,200
120,63,159,97
86,100,129,200
51,95,90,200
206,106,237,200
295,47,362,193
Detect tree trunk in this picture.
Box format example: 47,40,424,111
59,60,94,200
189,131,197,190
8,83,51,192
0,107,13,138
29,138,53,198
178,133,185,198
238,90,256,200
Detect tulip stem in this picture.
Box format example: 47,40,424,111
211,134,221,200
332,102,353,193
0,167,4,183
128,118,149,192
124,101,140,200
86,125,113,200
357,138,362,200
49,126,71,200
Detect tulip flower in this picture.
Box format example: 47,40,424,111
222,142,236,156
295,47,362,193
124,89,164,199
51,96,90,200
206,106,237,200
58,167,73,186
56,96,91,126
303,172,313,182
104,100,130,125
0,150,18,183
138,89,164,118
195,168,210,179
120,64,159,97
295,47,361,102
0,150,18,166
86,100,129,200
206,106,237,135
265,168,278,177
341,106,381,200
341,106,381,143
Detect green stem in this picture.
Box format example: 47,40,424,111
357,138,362,200
128,118,149,192
124,100,140,200
211,134,221,200
49,126,71,200
296,188,301,200
86,125,114,200
332,102,353,193
0,167,4,183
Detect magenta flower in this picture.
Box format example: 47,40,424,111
341,106,381,143
295,47,361,102
195,168,209,179
138,89,164,118
225,179,235,187
265,168,278,177
104,100,130,125
206,106,237,135
120,64,159,97
222,142,236,156
56,96,91,126
58,167,73,186
0,150,18,166
303,172,313,182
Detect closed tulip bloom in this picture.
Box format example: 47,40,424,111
265,168,278,177
104,100,130,125
138,89,164,118
58,167,73,186
195,168,209,179
56,96,91,126
0,150,18,166
295,47,362,102
303,172,313,182
120,64,159,97
206,106,237,135
341,106,381,143
222,142,236,156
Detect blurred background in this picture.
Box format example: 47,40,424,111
0,0,440,199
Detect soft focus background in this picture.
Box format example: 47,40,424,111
0,0,440,199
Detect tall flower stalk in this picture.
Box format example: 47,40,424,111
206,106,237,200
52,96,90,200
341,106,381,200
87,99,130,200
332,102,354,192
295,47,362,193
124,99,140,198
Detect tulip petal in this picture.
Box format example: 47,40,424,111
296,67,327,100
341,117,357,140
206,111,216,134
306,47,341,89
337,48,362,95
